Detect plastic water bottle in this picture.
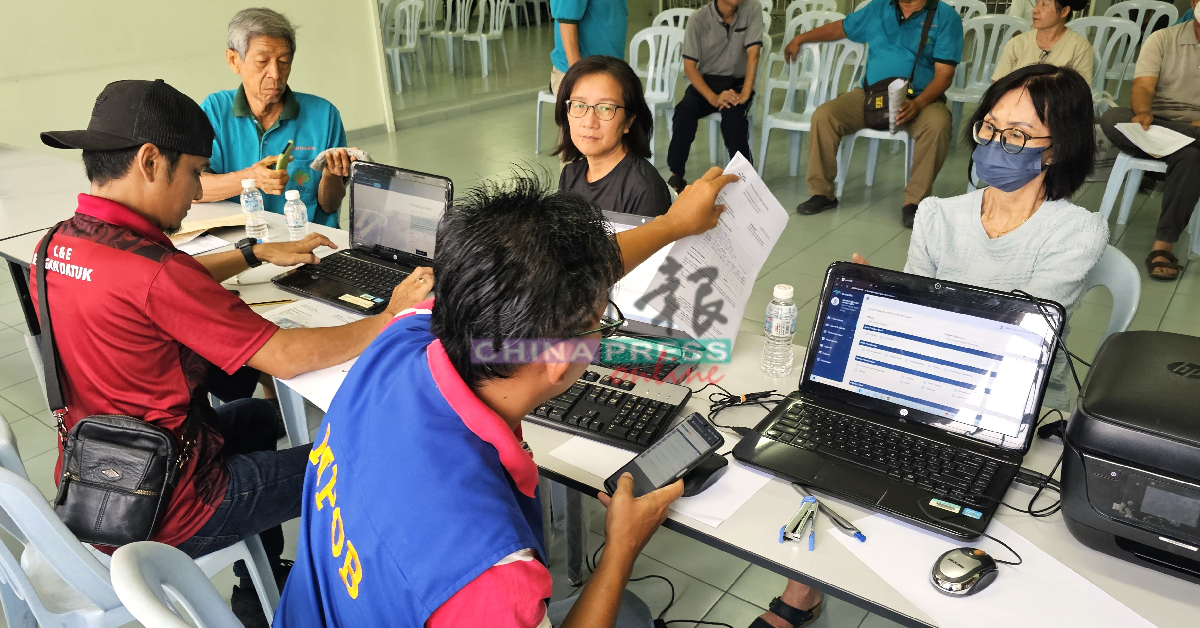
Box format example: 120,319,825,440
283,190,308,241
761,284,798,377
240,179,270,243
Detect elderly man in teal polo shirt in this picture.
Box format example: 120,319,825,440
200,8,352,228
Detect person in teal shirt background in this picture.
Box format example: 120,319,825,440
548,0,628,94
200,8,354,228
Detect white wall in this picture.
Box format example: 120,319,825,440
0,0,390,151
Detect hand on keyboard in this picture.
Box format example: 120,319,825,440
385,267,434,316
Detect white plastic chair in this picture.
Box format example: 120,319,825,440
944,0,986,21
629,26,686,163
534,89,558,154
1103,0,1178,81
462,0,512,77
0,418,280,627
759,11,845,133
386,0,427,93
417,0,443,71
653,7,694,28
758,39,866,176
706,34,775,163
946,15,1025,147
1098,151,1200,257
112,542,242,628
1081,245,1141,353
834,128,914,197
1067,17,1139,114
759,0,773,14
784,0,839,27
508,0,543,27
854,0,872,10
380,0,399,49
430,0,472,72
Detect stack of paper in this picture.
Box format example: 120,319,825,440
261,299,364,329
1114,123,1195,159
176,234,229,256
170,214,246,245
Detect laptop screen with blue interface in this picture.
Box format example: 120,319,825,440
804,268,1061,450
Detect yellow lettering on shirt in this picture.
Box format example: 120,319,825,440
308,425,363,600
339,540,363,599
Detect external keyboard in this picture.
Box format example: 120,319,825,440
762,402,1002,503
311,254,409,298
525,365,692,451
591,358,683,382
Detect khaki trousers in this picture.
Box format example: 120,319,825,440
806,88,952,206
550,68,567,96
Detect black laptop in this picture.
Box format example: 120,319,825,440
272,162,452,315
732,262,1065,539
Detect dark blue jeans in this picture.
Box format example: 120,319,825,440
175,398,309,568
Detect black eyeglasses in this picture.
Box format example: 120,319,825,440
573,300,626,338
566,100,626,122
973,120,1052,154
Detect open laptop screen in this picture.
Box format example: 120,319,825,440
801,263,1065,452
348,163,452,261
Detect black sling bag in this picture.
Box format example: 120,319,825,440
38,222,202,546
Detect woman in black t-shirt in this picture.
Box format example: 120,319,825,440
554,56,673,217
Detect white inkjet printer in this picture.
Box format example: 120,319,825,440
1062,331,1200,584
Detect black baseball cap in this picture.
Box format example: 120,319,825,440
41,79,214,158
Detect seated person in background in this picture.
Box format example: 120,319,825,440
275,169,740,628
199,8,353,229
764,65,1106,628
555,56,673,217
38,79,433,627
1099,0,1200,281
666,0,763,192
991,0,1092,86
785,0,963,228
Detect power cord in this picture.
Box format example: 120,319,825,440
691,382,788,437
1011,289,1090,390
579,540,731,627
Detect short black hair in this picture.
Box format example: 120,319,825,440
967,64,1094,201
430,176,624,387
553,56,655,163
81,145,183,187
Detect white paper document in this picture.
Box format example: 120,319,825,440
832,515,1156,628
640,153,789,349
280,358,357,413
545,435,772,528
1115,123,1196,159
887,78,907,135
176,234,229,256
261,299,364,329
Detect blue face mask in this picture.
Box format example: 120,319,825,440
972,141,1047,193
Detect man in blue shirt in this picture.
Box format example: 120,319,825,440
785,0,963,228
549,0,629,94
199,8,353,228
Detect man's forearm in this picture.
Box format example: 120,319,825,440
558,554,635,628
913,75,952,107
201,171,249,202
195,249,251,283
615,213,694,278
560,22,581,66
248,313,391,380
1131,80,1156,116
317,172,346,215
741,48,760,100
684,61,718,103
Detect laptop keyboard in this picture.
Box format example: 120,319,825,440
764,403,1002,502
525,365,691,451
312,254,409,298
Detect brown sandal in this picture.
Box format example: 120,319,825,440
1145,250,1182,281
748,596,823,628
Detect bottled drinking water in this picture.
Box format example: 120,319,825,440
283,190,309,241
240,179,270,243
761,284,797,377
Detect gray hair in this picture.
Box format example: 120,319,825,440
227,8,296,58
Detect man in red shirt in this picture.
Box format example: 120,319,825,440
36,79,433,626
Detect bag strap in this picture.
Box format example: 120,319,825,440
36,222,202,467
907,1,939,93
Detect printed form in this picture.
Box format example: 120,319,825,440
642,152,789,347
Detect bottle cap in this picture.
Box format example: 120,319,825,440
241,178,256,188
285,190,301,200
773,284,794,300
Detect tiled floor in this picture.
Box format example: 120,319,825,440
3,63,1197,628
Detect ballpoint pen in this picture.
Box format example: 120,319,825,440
793,483,867,543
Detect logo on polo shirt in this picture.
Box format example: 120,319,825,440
34,245,94,282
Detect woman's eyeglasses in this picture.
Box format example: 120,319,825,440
566,100,626,122
573,300,626,338
973,120,1052,154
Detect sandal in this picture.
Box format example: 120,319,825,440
1145,249,1182,281
748,596,824,628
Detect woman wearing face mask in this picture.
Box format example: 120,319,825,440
554,56,673,217
992,0,1092,85
852,64,1106,410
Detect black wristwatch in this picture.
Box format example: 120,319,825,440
236,237,261,268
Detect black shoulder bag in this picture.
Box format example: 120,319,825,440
863,2,939,130
39,222,201,546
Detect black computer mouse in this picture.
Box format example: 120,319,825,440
930,547,998,596
681,454,728,496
